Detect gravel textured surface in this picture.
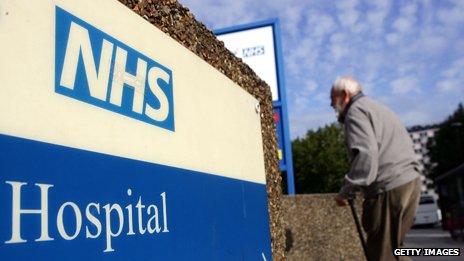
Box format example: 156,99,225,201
282,194,366,260
118,0,285,259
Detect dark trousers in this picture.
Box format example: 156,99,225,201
362,178,421,261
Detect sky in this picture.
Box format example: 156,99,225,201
179,0,464,139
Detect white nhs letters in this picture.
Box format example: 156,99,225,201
59,21,171,122
4,181,170,253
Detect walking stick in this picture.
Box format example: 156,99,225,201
348,196,370,261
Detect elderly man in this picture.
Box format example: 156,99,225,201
331,76,421,261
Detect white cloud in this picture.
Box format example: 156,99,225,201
366,0,391,34
313,92,329,104
436,0,464,26
283,8,337,84
285,36,320,77
287,79,318,116
392,2,417,33
329,32,345,43
289,111,336,138
280,3,306,40
386,32,400,45
290,92,309,112
306,79,318,92
437,79,459,92
390,77,419,94
401,3,418,16
454,39,464,52
358,51,389,95
179,0,260,29
393,17,413,32
335,0,360,29
442,57,464,78
304,10,337,38
420,35,447,54
396,63,417,74
330,44,349,61
420,0,434,25
436,57,464,93
328,33,349,61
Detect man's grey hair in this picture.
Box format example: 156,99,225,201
332,76,363,95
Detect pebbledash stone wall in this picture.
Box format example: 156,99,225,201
282,194,366,260
118,0,286,259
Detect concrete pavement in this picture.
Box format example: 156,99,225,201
405,226,464,260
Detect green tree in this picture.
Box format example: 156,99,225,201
292,123,350,194
428,103,464,180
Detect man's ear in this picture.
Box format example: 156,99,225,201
343,90,351,103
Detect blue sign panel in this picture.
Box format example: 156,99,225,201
55,7,175,131
0,134,272,259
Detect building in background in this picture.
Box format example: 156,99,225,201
408,125,439,198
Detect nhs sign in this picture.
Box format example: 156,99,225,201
1,1,272,259
55,7,174,131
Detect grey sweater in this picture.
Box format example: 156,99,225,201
339,94,420,197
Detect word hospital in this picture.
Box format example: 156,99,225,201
4,181,170,253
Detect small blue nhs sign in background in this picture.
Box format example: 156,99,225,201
215,20,296,195
55,7,175,131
